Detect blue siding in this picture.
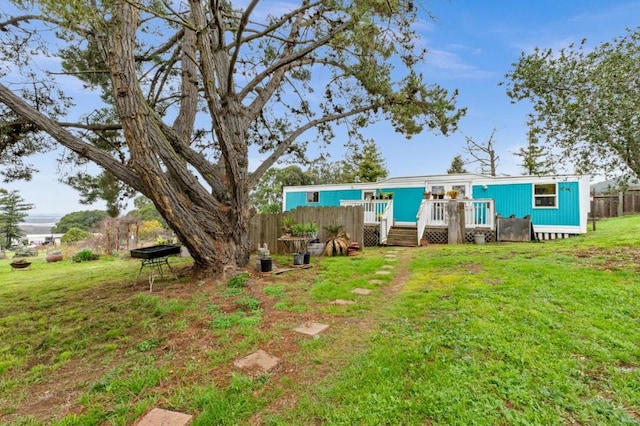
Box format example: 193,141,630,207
285,189,361,211
472,182,580,226
387,187,425,222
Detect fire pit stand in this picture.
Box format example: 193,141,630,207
130,244,181,279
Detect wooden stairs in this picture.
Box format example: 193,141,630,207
385,225,418,247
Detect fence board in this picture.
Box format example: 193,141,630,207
592,192,640,218
248,206,364,254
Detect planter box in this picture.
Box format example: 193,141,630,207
307,242,326,256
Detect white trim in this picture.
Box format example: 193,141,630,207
532,224,583,234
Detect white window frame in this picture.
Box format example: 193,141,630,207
533,183,558,208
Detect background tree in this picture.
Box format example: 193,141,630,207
342,139,388,183
464,129,499,176
514,130,555,175
0,188,33,248
60,227,92,244
127,196,167,227
503,28,640,180
447,155,468,174
251,166,313,213
52,210,109,234
0,1,464,274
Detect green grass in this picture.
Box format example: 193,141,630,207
2,217,640,425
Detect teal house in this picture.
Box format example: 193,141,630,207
282,173,591,245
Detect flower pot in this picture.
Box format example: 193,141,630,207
46,254,63,263
293,253,304,265
303,252,310,264
474,234,486,245
259,258,273,272
438,194,444,199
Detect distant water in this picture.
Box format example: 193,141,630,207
20,214,62,228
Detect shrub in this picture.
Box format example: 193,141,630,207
227,272,250,288
13,247,38,257
72,248,100,263
61,227,92,244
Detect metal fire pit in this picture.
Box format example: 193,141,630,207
130,244,181,279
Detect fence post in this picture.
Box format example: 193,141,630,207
448,201,464,244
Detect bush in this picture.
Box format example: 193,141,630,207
227,272,250,288
72,249,100,263
13,247,38,257
61,227,92,244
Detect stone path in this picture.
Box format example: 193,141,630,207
351,288,372,295
136,408,192,426
234,349,280,372
294,322,329,336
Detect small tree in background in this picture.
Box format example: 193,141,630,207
0,189,33,248
447,155,468,174
515,130,555,175
61,227,92,244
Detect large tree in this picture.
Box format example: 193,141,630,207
503,27,640,180
0,189,33,248
0,1,464,274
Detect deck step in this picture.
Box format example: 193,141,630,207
386,226,418,247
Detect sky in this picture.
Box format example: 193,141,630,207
2,0,640,215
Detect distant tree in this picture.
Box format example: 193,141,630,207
447,155,468,174
138,220,164,241
52,210,109,233
464,129,499,176
127,196,167,227
343,139,388,183
504,28,640,180
515,130,555,175
61,227,92,244
0,189,33,248
251,166,314,213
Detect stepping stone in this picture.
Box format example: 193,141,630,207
332,299,356,306
352,288,372,295
295,322,329,336
381,265,395,269
234,349,280,372
136,408,192,426
375,270,391,275
368,279,384,285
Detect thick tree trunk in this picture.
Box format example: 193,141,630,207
102,2,252,275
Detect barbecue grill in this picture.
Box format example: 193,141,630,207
130,244,181,278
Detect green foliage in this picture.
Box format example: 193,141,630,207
235,296,262,312
0,189,33,248
251,166,314,213
504,28,640,180
447,154,468,174
227,272,250,288
61,227,92,244
71,248,99,262
52,210,109,233
127,196,167,227
515,130,555,175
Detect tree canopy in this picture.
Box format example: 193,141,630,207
52,210,109,234
514,130,555,176
0,0,465,273
504,27,640,180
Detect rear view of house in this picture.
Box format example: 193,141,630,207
282,173,591,246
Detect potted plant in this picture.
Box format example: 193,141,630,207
438,190,445,199
281,216,296,236
423,192,431,199
46,249,64,263
446,189,460,199
256,244,272,272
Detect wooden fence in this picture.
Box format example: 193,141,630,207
591,192,640,218
248,206,364,255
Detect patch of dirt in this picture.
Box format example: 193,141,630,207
573,247,640,272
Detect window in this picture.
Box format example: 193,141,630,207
363,191,374,200
533,183,557,207
431,185,444,194
452,185,466,197
306,191,319,203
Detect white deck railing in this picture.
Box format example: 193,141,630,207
340,199,394,244
416,199,495,229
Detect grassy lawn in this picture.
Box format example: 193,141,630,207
2,217,640,425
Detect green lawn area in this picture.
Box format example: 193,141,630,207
1,216,640,425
